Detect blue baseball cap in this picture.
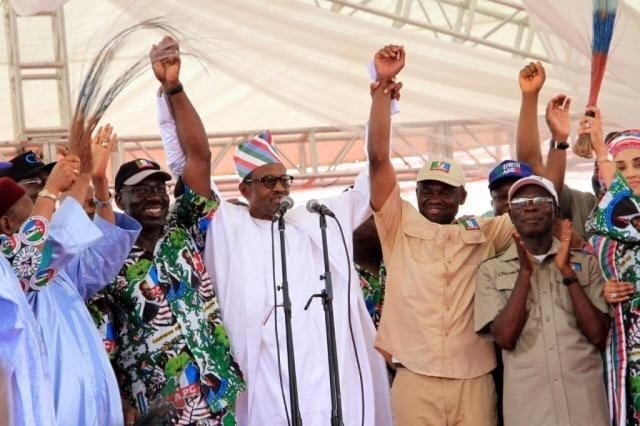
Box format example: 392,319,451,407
488,160,532,190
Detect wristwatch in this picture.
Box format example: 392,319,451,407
93,192,113,208
38,188,58,202
562,275,579,286
550,139,570,150
596,153,614,165
164,83,183,96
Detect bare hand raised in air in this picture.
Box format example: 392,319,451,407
150,36,181,88
374,44,405,82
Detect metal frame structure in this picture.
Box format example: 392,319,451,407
307,0,547,61
2,0,572,198
3,0,72,161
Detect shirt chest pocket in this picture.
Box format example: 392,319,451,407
403,225,438,264
458,230,489,266
553,268,591,314
495,268,535,310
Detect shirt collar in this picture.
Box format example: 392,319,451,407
500,237,561,263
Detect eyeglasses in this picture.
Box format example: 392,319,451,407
244,175,294,189
509,196,555,209
120,185,168,197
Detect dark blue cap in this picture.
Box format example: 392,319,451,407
488,160,532,189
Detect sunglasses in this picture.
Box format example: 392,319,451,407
244,175,294,189
509,196,555,209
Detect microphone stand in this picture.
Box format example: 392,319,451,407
304,213,343,426
278,215,303,426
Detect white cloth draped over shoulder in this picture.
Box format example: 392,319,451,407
157,95,391,425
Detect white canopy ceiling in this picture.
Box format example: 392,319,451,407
1,0,639,143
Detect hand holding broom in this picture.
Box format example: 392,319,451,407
573,0,618,158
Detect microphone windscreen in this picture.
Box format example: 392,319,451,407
281,196,294,209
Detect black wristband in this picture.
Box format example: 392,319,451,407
562,276,579,286
550,139,569,150
165,83,183,96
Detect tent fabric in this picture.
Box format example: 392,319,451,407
1,0,638,152
8,0,69,16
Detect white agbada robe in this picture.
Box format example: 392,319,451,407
204,174,392,426
156,93,391,425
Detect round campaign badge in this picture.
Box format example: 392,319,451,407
12,246,43,278
30,268,57,291
0,234,22,258
19,216,49,246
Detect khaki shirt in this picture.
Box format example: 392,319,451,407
474,240,608,426
374,184,512,379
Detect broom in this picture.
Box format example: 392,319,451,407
572,0,618,158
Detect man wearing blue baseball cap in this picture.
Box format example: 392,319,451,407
487,160,533,217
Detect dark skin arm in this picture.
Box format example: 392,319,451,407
489,232,533,351
555,220,610,350
150,36,212,198
516,62,568,196
368,44,405,212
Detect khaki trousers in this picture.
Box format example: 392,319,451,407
391,368,496,426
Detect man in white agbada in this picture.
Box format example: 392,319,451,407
157,87,392,426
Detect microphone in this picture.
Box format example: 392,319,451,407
272,196,294,221
306,199,335,218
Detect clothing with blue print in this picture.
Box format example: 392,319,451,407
25,197,141,426
586,170,640,424
101,187,244,425
0,256,55,426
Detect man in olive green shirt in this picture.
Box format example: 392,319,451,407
474,175,609,426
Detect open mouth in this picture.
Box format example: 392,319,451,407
143,205,164,218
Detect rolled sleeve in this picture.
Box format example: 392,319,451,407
66,212,141,300
474,259,505,334
373,183,403,250
483,213,513,254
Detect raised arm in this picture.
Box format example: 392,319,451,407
516,62,545,174
150,36,211,197
585,107,614,188
368,45,405,211
91,124,117,224
543,94,571,195
516,62,569,195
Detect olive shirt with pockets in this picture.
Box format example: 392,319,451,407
374,184,513,379
474,240,608,426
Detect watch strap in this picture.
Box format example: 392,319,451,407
550,139,570,150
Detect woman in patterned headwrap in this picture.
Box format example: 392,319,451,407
583,106,640,426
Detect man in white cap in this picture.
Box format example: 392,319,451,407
155,36,392,425
367,44,513,425
474,175,609,425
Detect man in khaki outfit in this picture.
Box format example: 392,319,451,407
474,175,609,426
368,44,512,425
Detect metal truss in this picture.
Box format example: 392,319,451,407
1,0,571,197
0,118,593,198
304,0,548,61
2,0,72,161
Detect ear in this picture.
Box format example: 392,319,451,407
0,215,13,235
239,182,250,200
115,192,125,211
458,187,468,205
